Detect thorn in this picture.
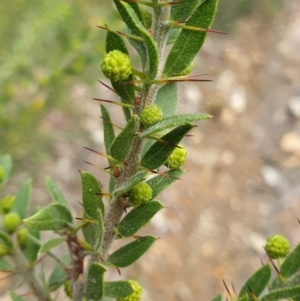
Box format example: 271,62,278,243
83,161,114,176
298,218,300,225
93,97,133,109
231,282,236,295
158,1,183,6
116,30,144,41
99,115,123,130
82,146,116,162
222,279,232,299
264,247,281,275
116,266,121,275
169,22,227,35
247,286,258,301
98,80,117,94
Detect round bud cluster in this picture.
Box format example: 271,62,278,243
101,50,132,82
0,166,5,183
118,280,142,301
64,280,73,299
17,228,29,248
0,244,10,257
0,195,15,213
129,182,152,206
265,234,290,259
3,212,21,233
165,144,187,169
140,104,163,128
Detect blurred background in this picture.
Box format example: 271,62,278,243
1,0,300,300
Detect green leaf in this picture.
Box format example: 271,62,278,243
0,231,13,249
236,295,249,301
163,0,219,77
93,210,104,254
24,204,72,231
154,83,178,117
171,0,201,21
104,281,134,298
119,1,158,80
140,113,211,138
146,169,185,199
107,236,157,267
48,254,70,291
8,292,27,301
46,176,69,208
210,294,222,301
281,243,300,278
82,210,96,246
80,171,104,219
0,154,12,186
24,228,40,263
38,237,64,255
106,30,129,55
141,124,193,170
101,105,116,156
11,179,32,219
124,26,147,71
110,114,140,162
86,263,107,301
167,28,181,45
238,264,271,300
0,258,13,271
260,286,300,301
113,171,149,196
118,201,164,237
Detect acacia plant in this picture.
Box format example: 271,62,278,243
2,1,300,301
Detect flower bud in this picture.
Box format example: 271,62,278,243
265,234,290,259
101,50,132,82
165,144,187,169
118,280,142,301
140,104,163,128
0,195,15,214
3,212,21,233
129,182,152,206
64,280,73,299
17,227,29,248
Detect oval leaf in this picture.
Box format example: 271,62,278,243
0,154,12,186
104,281,134,299
141,124,193,170
107,235,157,267
38,237,64,255
260,286,300,301
110,114,140,162
140,113,211,138
155,83,178,117
118,201,164,237
86,263,107,301
281,243,300,278
8,292,27,301
23,204,72,231
163,0,218,77
94,210,104,254
11,179,32,219
46,176,69,208
120,1,158,80
238,264,271,300
171,0,201,21
24,228,40,263
101,105,116,157
146,169,185,199
82,211,96,246
113,170,149,196
80,171,104,219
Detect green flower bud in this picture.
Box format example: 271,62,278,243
140,104,163,128
0,244,10,257
265,234,290,259
165,144,187,169
173,62,194,76
118,280,142,301
64,280,73,299
0,166,6,183
101,50,132,82
3,212,21,233
0,195,15,213
129,182,152,206
17,227,29,248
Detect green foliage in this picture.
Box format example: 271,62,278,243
46,176,69,208
104,281,134,299
38,237,64,255
86,263,107,300
107,236,157,267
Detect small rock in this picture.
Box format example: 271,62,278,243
261,165,281,187
288,96,300,118
280,131,300,155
